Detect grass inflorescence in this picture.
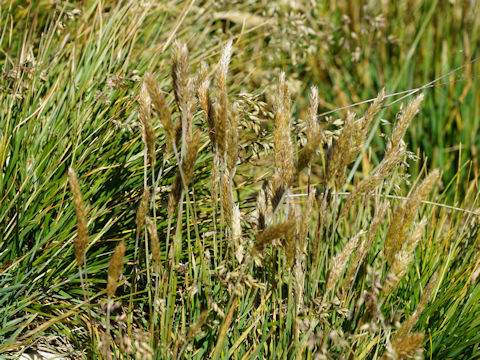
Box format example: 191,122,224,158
1,1,480,359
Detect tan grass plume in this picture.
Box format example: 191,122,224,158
107,240,126,298
273,72,294,186
385,169,440,264
68,167,88,265
135,186,150,234
144,73,176,153
326,231,365,293
139,82,156,166
146,217,161,265
215,40,233,157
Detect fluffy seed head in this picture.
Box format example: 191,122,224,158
107,240,126,298
199,79,216,145
340,143,406,219
171,41,190,113
146,217,161,265
255,219,296,253
364,88,386,129
387,94,424,155
215,40,233,156
167,131,201,217
68,167,88,265
144,73,176,153
273,72,294,186
326,231,365,293
139,82,156,166
343,202,388,294
385,170,439,264
232,204,243,263
388,332,425,360
135,186,150,234
306,86,319,142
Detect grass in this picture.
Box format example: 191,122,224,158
1,0,479,359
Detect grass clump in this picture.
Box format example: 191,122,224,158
1,1,480,359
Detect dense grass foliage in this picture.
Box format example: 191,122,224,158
1,1,479,359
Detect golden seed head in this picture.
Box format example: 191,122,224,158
139,82,156,166
144,73,175,153
135,186,150,234
255,219,296,254
107,240,126,298
146,217,161,265
326,231,365,293
68,167,88,265
390,332,425,359
273,72,294,185
215,40,233,156
171,40,190,113
387,94,424,155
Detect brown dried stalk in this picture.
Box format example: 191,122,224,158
107,240,126,298
68,167,88,265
